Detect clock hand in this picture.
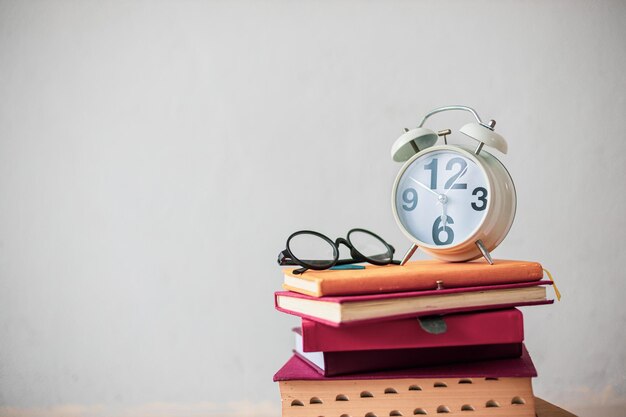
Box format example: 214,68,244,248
408,177,449,229
441,197,448,229
408,177,449,227
438,194,449,229
409,177,441,199
444,165,469,196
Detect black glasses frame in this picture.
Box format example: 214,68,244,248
277,228,399,274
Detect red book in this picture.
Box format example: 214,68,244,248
298,308,524,352
275,280,553,327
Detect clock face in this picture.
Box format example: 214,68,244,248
394,149,491,247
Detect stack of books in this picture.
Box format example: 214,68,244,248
273,259,555,417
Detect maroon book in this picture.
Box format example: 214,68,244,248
299,308,524,352
293,325,522,376
274,344,537,381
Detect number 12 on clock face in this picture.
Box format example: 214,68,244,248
394,149,491,247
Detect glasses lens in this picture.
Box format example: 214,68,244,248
287,232,337,269
348,230,392,263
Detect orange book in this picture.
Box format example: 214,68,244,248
282,259,543,297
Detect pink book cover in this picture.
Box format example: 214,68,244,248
275,280,554,327
294,343,522,377
299,308,524,352
273,344,537,381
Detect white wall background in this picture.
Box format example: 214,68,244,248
1,1,625,416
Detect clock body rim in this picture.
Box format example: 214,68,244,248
391,144,517,262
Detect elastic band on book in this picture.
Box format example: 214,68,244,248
543,268,561,301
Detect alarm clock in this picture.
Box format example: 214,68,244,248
390,105,516,265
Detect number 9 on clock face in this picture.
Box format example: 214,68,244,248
393,149,490,247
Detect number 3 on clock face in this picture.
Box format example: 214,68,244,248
393,149,491,247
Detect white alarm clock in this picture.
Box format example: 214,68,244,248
390,105,516,265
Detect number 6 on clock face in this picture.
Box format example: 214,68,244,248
394,149,490,247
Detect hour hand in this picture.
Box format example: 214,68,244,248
440,197,448,229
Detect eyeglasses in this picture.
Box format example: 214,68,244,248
277,228,399,274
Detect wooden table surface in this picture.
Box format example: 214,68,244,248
535,398,578,417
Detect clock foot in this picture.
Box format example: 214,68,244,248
400,244,419,266
475,239,494,265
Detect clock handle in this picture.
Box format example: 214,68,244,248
417,105,485,128
400,243,419,266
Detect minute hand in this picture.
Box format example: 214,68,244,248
409,177,441,198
